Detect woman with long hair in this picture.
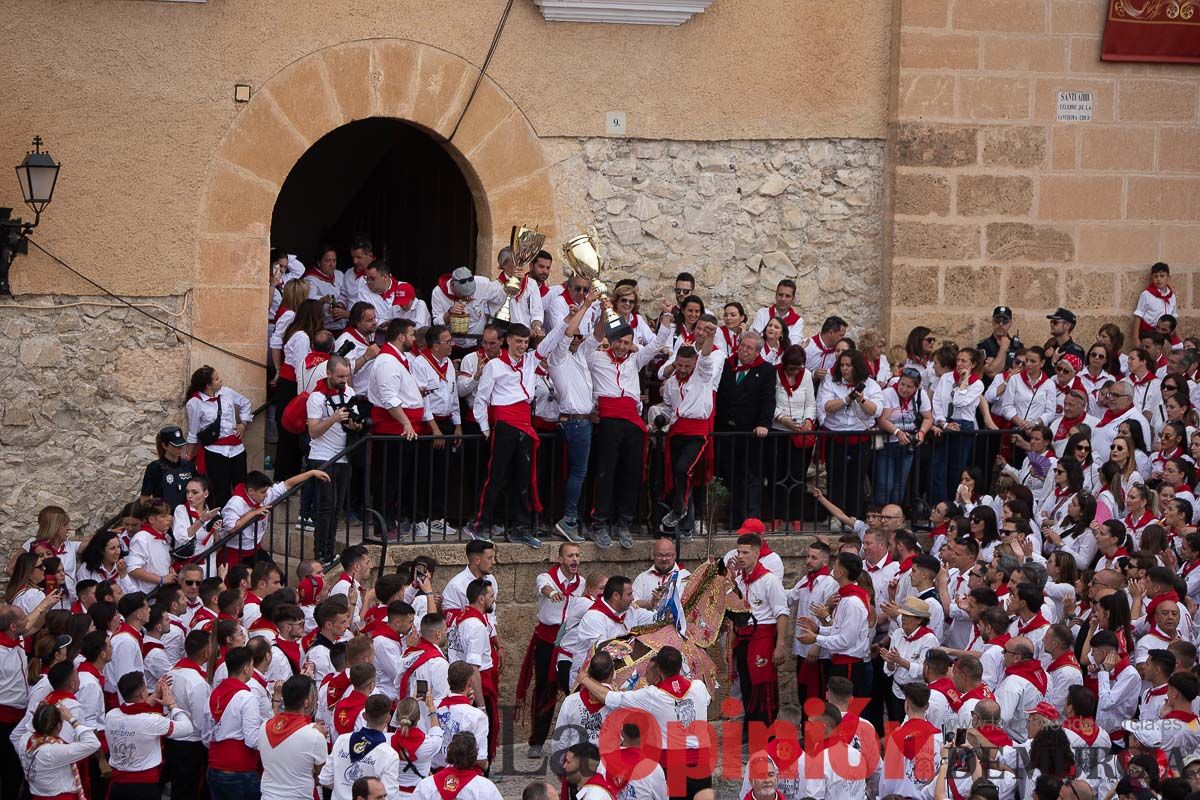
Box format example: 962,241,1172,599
1096,323,1127,377
998,422,1056,499
184,364,253,508
76,530,128,588
1037,456,1084,532
208,618,247,682
770,344,817,528
760,317,789,365
175,475,222,576
717,301,747,357
817,349,883,519
1161,457,1198,509
673,294,704,352
6,552,46,612
1046,551,1079,624
1078,343,1115,416
10,506,81,602
1158,391,1199,447
274,297,325,480
874,367,932,507
393,695,443,794
1081,590,1134,664
1045,492,1098,569
1063,432,1098,493
270,278,311,384
966,505,1002,562
931,346,997,505
1123,483,1157,548
1103,434,1143,517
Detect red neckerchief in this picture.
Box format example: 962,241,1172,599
837,582,870,609
976,725,1013,748
1129,369,1155,387
365,619,403,643
1017,612,1049,636
1147,281,1175,302
1147,623,1179,643
580,687,605,714
231,483,261,510
264,711,312,747
890,717,940,760
391,725,426,762
656,674,692,699
767,306,799,327
537,281,549,298
762,343,780,361
175,658,208,681
118,702,163,716
1125,509,1155,532
994,582,1010,598
677,325,696,346
1021,369,1047,391
381,278,416,308
379,342,410,371
398,639,445,698
497,270,528,299
1005,659,1047,695
904,625,934,643
137,522,168,543
1100,547,1130,566
741,792,785,800
437,694,473,709
928,677,961,705
549,566,581,598
1155,446,1185,467
1182,557,1200,579
324,670,352,710
949,684,995,712
77,661,104,690
498,349,531,400
1055,376,1084,396
303,267,335,285
720,326,740,352
587,597,626,625
208,681,248,724
334,689,368,734
304,351,330,371
141,638,165,658
421,350,451,381
116,622,143,646
434,767,481,800
741,559,771,586
274,638,301,674
582,773,619,798
1165,709,1198,723
801,565,830,592
730,354,766,374
1048,651,1080,672
866,552,894,573
1063,716,1100,745
456,605,493,637
44,690,77,706
896,555,915,576
345,326,371,347
777,364,807,396
1055,411,1086,441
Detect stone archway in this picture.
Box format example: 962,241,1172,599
191,39,558,400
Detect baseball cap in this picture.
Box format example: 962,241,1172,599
1025,701,1060,721
991,306,1013,321
449,267,476,298
159,426,187,447
1047,307,1077,325
736,518,766,535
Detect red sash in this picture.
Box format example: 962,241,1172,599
949,684,995,713
334,689,368,735
929,677,961,706
208,679,259,772
1065,716,1101,746
397,641,445,698
597,395,647,432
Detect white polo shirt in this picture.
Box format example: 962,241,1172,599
259,718,328,800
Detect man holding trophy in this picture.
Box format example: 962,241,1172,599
495,244,545,336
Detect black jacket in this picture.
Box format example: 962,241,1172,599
715,360,776,431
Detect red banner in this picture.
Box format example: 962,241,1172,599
1102,0,1200,63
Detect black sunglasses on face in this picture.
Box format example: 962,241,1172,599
184,579,201,586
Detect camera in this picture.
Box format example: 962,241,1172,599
335,339,356,358
328,393,373,432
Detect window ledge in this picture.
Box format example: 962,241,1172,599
532,0,715,25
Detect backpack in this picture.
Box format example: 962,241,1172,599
280,391,311,434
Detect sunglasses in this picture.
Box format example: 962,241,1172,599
1089,352,1106,359
184,580,201,586
1055,366,1072,374
901,367,923,380
923,336,936,343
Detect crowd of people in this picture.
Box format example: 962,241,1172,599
2,243,1200,800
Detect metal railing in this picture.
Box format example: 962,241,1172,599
149,427,1012,572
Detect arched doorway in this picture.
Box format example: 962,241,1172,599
271,117,477,294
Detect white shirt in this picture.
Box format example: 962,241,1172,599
104,705,194,773
879,386,930,442
661,350,723,424
307,383,357,463
995,668,1046,743
773,367,817,430
802,335,839,375
431,696,489,769
815,587,871,662
602,679,712,750
221,481,289,551
447,613,494,672
932,372,985,424
1093,406,1151,463
587,323,673,407
395,644,450,730
282,330,312,385
185,387,253,457
412,352,461,425
631,566,691,607
259,720,328,800
209,681,262,755
125,529,173,593
1135,287,1177,328
167,662,211,743
734,570,790,625
303,268,351,332
430,276,506,347
368,346,429,417
334,328,378,394
550,689,611,754
1003,371,1057,426
884,626,939,697
536,321,595,416
494,272,545,328
816,378,883,430
1096,662,1141,737
363,278,430,329
392,725,444,793
473,351,540,435
788,570,839,657
18,726,100,798
105,627,145,692
1078,369,1114,417
320,729,405,800
413,770,502,800
751,307,804,344
535,567,588,626
441,568,499,628
567,602,654,685
1046,658,1082,713
76,666,105,732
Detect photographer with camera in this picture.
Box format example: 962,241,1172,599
817,349,883,520
306,356,362,562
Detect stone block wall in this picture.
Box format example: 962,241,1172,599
887,0,1200,349
0,297,191,551
547,137,888,337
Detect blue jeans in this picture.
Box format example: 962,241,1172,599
931,419,976,504
207,769,260,800
559,419,593,523
874,441,915,506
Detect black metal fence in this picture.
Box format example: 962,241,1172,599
165,427,1009,572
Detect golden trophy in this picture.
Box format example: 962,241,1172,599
562,229,630,339
496,225,545,325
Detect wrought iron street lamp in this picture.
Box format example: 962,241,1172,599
2,136,62,295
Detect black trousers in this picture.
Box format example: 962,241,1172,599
827,436,869,520
862,656,891,735
204,449,246,509
165,739,209,800
529,637,559,746
420,417,454,521
825,659,874,703
718,433,764,523
667,435,706,516
371,435,421,532
311,459,350,561
109,784,162,800
476,422,535,529
591,418,645,527
0,722,19,800
272,378,303,480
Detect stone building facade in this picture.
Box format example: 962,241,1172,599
0,0,1195,548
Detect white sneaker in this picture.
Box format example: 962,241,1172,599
412,522,432,540
429,519,458,537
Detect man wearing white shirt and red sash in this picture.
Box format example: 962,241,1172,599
1135,598,1182,664
495,248,545,335
750,280,804,344
414,731,500,800
367,318,427,538
206,646,262,799
0,605,30,795
105,594,150,711
797,552,871,697
412,324,462,536
165,630,211,800
259,675,328,800
447,580,500,762
302,246,351,333
105,672,194,800
1043,624,1081,712
518,543,585,758
397,614,450,731
364,600,413,703
731,533,790,729
464,323,543,548
995,636,1046,743
586,298,675,549
361,261,429,329
1008,585,1050,663
542,272,592,334
431,664,490,773
1138,650,1175,723
567,576,653,687
948,654,994,728
801,316,847,384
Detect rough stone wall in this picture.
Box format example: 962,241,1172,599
0,297,191,552
546,137,887,335
887,0,1200,348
